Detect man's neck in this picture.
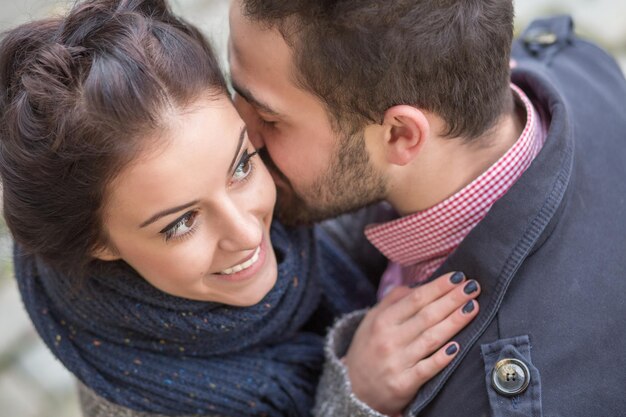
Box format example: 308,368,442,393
389,94,526,215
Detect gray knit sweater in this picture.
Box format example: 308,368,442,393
313,310,387,417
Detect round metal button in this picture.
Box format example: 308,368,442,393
491,358,530,397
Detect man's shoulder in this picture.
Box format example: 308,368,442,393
318,203,394,287
512,15,626,134
513,15,624,78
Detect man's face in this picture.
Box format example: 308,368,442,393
228,0,386,225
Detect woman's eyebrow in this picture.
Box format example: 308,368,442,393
229,125,247,173
139,200,199,229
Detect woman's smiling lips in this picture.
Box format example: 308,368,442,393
213,238,268,282
219,246,261,275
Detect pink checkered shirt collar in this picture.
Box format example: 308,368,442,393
365,84,547,287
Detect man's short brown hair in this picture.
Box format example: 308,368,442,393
241,0,515,139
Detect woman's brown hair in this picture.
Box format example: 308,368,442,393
0,0,227,278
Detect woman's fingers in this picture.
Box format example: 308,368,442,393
384,271,469,322
407,297,480,362
398,278,481,343
342,272,480,416
380,341,462,414
401,341,461,392
394,300,481,398
377,284,413,309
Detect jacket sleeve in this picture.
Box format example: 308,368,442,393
313,310,388,417
319,202,393,287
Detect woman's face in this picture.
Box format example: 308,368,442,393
97,95,278,307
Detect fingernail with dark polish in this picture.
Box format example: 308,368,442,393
462,300,475,314
463,280,478,294
445,344,458,355
450,272,465,284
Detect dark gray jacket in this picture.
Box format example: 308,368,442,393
315,16,626,417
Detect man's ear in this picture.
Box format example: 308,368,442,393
91,244,121,262
381,105,430,166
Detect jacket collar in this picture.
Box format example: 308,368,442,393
407,61,575,415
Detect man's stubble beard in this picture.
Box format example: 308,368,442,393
262,131,387,226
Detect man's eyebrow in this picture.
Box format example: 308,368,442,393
229,125,247,173
139,201,199,229
230,79,280,117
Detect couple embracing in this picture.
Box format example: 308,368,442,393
1,0,625,416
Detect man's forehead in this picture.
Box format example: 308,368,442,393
229,3,293,65
228,31,300,118
228,7,328,121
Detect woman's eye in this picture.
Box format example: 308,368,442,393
160,211,198,242
232,149,258,183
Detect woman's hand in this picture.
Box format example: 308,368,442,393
342,272,480,416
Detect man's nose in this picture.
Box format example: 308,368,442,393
233,93,266,150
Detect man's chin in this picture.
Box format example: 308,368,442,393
273,185,338,226
274,191,319,226
274,188,370,226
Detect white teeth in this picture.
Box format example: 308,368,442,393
219,246,261,275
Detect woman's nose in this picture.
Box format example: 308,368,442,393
216,204,263,252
